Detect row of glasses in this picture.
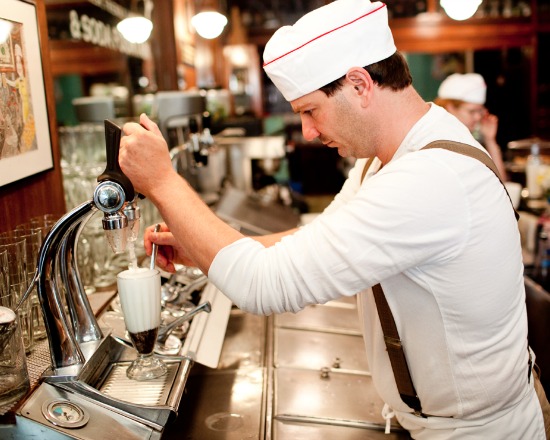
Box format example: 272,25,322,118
0,234,32,353
59,123,120,290
0,246,30,408
0,213,62,354
13,223,46,343
0,249,10,310
20,214,61,344
59,123,106,169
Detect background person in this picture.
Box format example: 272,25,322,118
434,72,508,181
118,0,547,438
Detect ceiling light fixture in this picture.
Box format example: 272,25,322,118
440,0,481,20
117,16,153,43
191,0,228,40
117,0,154,44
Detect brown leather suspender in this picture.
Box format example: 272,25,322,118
362,140,518,416
421,141,519,220
372,283,424,414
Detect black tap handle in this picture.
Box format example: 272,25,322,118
97,119,135,202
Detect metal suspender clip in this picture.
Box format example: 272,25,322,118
384,335,402,350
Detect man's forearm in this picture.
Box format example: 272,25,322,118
149,173,244,274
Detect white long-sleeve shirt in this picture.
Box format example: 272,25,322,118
209,104,545,438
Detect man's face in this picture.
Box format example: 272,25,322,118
291,85,373,159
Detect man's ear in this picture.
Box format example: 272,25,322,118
345,67,372,96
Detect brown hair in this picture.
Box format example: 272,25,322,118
433,97,466,109
319,51,413,97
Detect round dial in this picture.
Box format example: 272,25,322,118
42,399,90,429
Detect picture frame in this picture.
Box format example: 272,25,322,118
0,0,53,186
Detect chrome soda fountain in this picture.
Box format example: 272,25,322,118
30,119,137,378
2,120,224,439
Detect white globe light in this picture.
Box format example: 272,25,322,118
440,0,482,21
117,16,153,44
191,11,228,39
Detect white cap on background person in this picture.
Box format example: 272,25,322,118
263,0,396,101
437,73,487,105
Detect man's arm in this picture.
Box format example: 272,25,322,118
252,229,299,247
120,114,244,275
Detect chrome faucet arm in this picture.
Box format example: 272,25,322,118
59,209,103,344
157,301,212,344
37,201,95,371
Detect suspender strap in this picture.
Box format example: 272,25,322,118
363,140,518,416
421,140,519,220
372,283,423,415
360,156,376,183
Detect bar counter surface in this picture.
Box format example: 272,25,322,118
163,295,411,439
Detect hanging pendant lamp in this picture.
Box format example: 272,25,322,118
191,0,228,39
440,0,481,20
117,0,154,44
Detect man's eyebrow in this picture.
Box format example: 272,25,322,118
292,102,312,114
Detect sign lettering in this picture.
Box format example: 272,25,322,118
69,10,150,59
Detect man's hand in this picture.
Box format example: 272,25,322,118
119,113,177,199
144,223,196,272
480,111,498,144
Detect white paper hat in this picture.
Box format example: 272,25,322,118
263,0,396,101
437,73,487,105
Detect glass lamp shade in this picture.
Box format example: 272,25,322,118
440,0,482,20
191,11,228,39
117,16,153,44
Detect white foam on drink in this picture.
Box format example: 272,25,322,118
117,268,161,334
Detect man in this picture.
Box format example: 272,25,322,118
119,0,546,437
434,72,508,180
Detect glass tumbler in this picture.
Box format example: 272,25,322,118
0,306,30,408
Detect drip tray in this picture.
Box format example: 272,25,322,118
99,361,180,406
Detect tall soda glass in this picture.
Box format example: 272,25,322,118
116,268,167,380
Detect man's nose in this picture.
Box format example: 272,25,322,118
301,118,320,141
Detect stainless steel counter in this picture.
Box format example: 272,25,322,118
163,297,411,439
162,308,268,439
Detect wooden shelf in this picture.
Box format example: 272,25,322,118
48,40,128,76
391,16,534,52
247,15,535,52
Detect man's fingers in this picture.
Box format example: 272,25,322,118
151,231,177,246
139,113,163,137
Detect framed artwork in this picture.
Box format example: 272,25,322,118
0,0,53,186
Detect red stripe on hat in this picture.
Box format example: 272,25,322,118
263,2,387,68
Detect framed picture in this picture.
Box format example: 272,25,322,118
0,0,53,186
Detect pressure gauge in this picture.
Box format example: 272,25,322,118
42,399,89,429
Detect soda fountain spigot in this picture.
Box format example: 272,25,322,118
94,120,136,254
123,197,141,243
93,181,128,254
